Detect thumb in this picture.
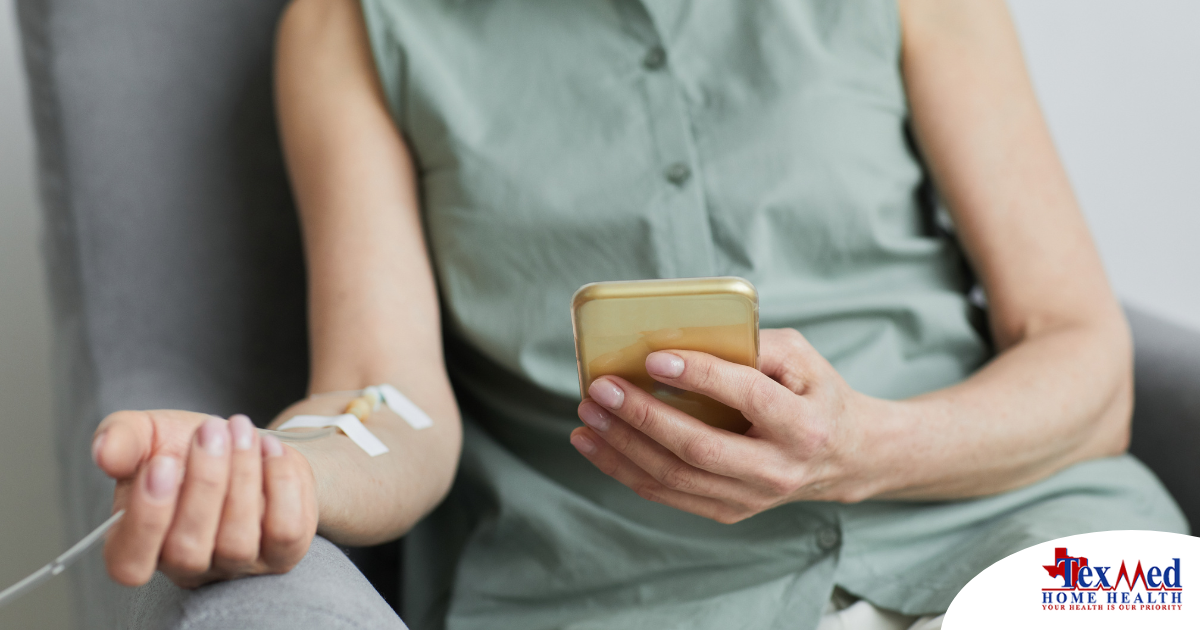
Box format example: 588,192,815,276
92,411,154,480
758,328,817,392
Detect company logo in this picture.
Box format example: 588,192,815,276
1041,547,1183,612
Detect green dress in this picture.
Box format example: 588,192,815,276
357,1,1187,628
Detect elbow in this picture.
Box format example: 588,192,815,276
392,417,463,538
1096,321,1135,458
425,424,464,514
1068,307,1134,462
1101,375,1133,458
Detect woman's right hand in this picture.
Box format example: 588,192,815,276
92,410,318,588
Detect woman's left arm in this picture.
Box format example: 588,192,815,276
570,0,1131,520
890,0,1132,495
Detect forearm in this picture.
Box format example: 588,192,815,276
269,387,462,546
274,0,465,545
878,0,1135,500
868,312,1132,500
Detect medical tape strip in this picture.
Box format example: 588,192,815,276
278,414,390,456
376,384,434,430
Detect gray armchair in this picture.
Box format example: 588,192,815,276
16,0,1200,628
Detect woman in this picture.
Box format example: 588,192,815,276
90,0,1186,628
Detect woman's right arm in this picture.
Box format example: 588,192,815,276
273,0,462,545
94,0,459,588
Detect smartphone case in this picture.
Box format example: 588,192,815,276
571,277,759,433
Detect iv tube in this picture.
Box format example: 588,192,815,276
0,427,335,609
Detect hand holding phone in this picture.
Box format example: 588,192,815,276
571,277,759,433
572,325,876,524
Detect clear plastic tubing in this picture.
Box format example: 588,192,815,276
0,427,335,609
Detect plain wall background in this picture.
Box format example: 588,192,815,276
0,1,1196,628
1010,0,1200,327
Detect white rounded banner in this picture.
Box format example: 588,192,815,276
944,530,1198,629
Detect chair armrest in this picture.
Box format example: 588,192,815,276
1127,306,1200,532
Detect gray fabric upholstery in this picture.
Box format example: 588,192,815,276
128,536,405,630
13,0,1200,627
1128,307,1200,532
15,0,313,626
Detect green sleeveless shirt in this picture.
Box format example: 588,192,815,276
357,1,1186,629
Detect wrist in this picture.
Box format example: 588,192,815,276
281,436,339,530
844,394,921,501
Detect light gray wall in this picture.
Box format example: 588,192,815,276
0,2,1195,629
0,0,72,628
1009,0,1200,330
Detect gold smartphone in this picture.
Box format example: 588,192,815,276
571,277,759,433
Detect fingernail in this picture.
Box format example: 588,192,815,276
571,433,596,455
579,404,611,432
197,417,228,457
588,378,625,410
91,432,107,465
230,414,254,451
262,434,284,458
146,456,179,501
646,352,685,378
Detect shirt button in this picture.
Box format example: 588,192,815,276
642,46,667,70
664,162,691,186
817,527,841,551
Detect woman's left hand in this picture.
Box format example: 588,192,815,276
571,328,891,523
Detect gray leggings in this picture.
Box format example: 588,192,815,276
129,536,406,630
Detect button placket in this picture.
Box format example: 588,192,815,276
636,42,715,278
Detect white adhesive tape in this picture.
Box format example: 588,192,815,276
279,414,389,456
377,384,434,430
